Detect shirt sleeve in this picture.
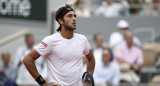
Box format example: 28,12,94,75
112,64,120,85
136,50,144,65
34,36,52,57
83,36,91,55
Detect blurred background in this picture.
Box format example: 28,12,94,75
0,0,160,86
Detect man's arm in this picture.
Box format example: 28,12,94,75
23,49,41,79
117,58,142,72
117,58,130,64
23,49,55,86
133,64,142,73
85,49,95,75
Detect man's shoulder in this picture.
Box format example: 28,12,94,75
111,32,120,36
47,33,59,38
75,33,87,40
44,33,60,41
116,43,125,48
17,46,26,51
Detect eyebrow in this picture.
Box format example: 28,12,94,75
67,13,76,16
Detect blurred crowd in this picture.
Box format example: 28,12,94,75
0,7,160,86
81,20,144,86
0,34,47,86
82,20,160,86
0,20,160,86
71,0,160,17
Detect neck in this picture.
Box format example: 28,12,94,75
4,63,9,67
27,46,32,49
127,45,132,49
60,28,74,39
107,2,112,5
96,46,102,49
104,62,109,66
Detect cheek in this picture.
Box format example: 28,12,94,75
64,19,71,24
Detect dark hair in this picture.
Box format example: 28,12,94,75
1,52,10,59
103,48,113,62
93,33,102,41
25,33,33,41
55,4,74,32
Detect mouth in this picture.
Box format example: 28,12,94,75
72,23,76,26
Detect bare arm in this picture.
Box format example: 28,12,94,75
85,50,95,75
23,49,41,79
117,58,142,72
23,49,56,86
133,64,142,73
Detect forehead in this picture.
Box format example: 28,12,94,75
103,50,109,55
97,35,103,39
65,11,76,16
26,36,34,40
2,53,10,58
125,33,133,38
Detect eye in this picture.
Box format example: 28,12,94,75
74,14,76,18
68,14,72,18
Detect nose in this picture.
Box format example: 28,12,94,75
73,16,76,21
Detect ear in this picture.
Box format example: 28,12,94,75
58,18,63,25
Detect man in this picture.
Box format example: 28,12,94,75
15,33,44,86
23,4,95,86
114,31,143,83
74,0,91,17
93,33,104,66
109,20,141,49
94,0,126,17
14,33,35,67
94,48,120,86
0,52,17,86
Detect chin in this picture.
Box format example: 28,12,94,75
73,27,76,30
72,27,76,30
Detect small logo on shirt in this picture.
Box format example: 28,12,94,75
41,41,47,47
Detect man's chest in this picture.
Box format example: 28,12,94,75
51,41,84,60
123,50,138,63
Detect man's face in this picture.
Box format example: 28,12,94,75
2,53,10,65
95,35,103,48
125,33,133,47
119,28,128,36
106,0,114,4
26,36,34,48
102,50,111,64
62,11,76,31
